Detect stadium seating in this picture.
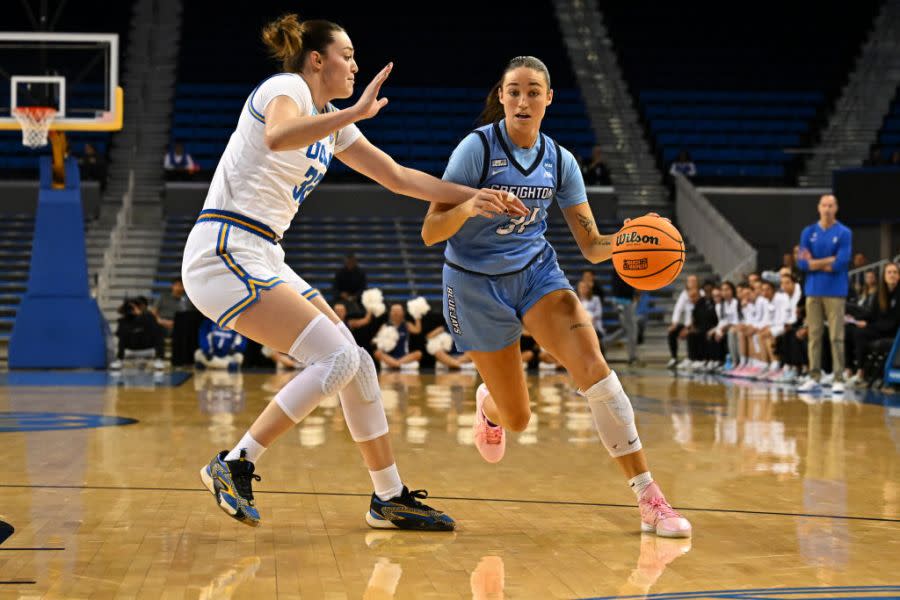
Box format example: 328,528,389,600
875,84,900,161
171,84,595,177
600,0,881,183
0,214,36,358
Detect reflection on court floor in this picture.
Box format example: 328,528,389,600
1,370,898,597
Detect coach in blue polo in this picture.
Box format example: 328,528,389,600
796,194,852,394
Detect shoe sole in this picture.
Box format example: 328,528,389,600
200,465,259,527
366,511,399,529
365,510,455,531
641,522,692,538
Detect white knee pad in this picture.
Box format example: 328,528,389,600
339,347,389,442
581,370,642,458
287,314,359,395
337,321,355,344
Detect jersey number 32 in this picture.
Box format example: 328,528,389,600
291,141,331,204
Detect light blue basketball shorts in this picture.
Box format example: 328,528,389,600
441,245,573,353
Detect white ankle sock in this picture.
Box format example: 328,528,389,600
224,432,267,463
629,471,653,499
370,464,403,501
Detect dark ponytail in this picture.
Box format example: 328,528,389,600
262,13,345,73
479,55,552,125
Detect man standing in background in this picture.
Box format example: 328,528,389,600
796,194,852,395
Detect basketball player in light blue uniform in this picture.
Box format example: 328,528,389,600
422,56,692,537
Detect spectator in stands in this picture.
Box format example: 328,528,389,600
195,319,248,371
890,150,900,167
425,325,473,370
851,269,879,312
582,145,612,185
577,280,605,341
163,141,197,180
779,250,802,282
153,277,194,334
709,281,739,370
723,282,751,374
608,269,638,363
334,300,378,351
111,296,166,371
846,262,900,385
686,287,717,370
863,147,885,167
797,194,852,394
669,150,697,178
579,269,605,304
333,253,367,311
853,253,868,269
667,275,699,367
773,272,804,383
77,143,108,190
373,303,423,369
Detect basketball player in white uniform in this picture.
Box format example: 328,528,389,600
186,14,525,530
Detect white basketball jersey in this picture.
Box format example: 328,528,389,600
203,73,362,237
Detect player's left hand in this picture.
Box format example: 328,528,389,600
623,212,670,225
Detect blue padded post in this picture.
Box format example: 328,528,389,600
8,156,107,368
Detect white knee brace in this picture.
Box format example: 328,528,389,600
335,321,389,442
275,315,360,422
288,315,359,395
581,370,642,458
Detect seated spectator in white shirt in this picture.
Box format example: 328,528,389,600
164,141,197,180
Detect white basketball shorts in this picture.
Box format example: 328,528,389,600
181,209,320,329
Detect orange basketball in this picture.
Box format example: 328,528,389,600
611,215,685,291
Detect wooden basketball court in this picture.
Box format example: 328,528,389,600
2,369,898,598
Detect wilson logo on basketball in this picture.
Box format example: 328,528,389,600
616,232,660,246
623,258,648,271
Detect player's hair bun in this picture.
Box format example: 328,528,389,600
262,13,303,62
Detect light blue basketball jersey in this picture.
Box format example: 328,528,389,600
441,119,587,276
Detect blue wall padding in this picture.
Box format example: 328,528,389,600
9,157,107,368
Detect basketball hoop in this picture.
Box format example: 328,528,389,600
12,106,57,148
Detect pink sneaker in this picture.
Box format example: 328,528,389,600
723,366,743,378
765,368,783,382
639,482,692,538
741,365,762,379
473,383,505,463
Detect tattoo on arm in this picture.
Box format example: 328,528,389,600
595,238,611,247
576,213,594,235
570,322,591,331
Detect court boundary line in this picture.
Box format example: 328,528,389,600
2,483,899,524
580,584,900,599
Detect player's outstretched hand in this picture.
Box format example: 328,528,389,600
494,190,529,217
353,63,393,121
462,190,525,219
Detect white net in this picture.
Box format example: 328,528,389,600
12,107,57,148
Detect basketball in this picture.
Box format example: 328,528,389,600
611,215,685,290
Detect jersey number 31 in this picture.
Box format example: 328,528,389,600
496,207,540,236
